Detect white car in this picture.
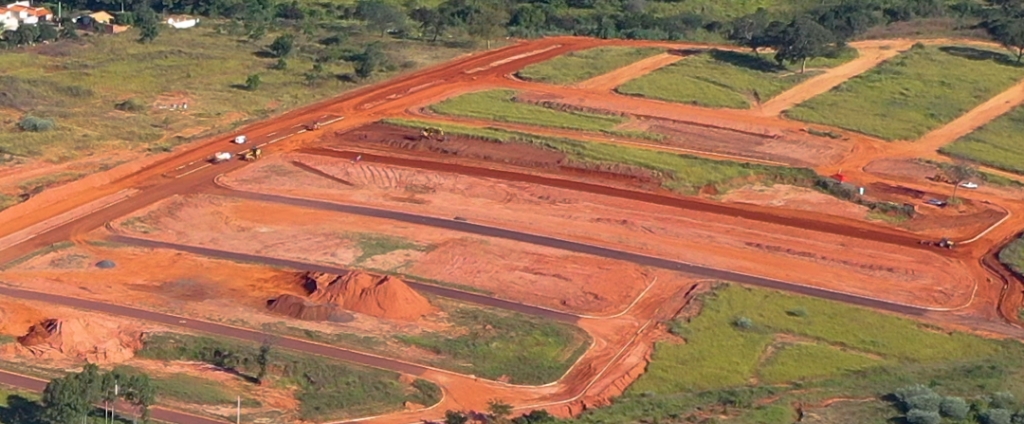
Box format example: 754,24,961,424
959,181,979,189
233,135,247,144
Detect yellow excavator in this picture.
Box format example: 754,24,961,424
241,148,262,162
420,127,445,141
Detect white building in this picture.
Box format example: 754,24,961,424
0,1,52,31
166,15,197,29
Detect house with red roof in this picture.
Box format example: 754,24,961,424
1,1,53,31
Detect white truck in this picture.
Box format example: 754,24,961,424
211,152,233,163
233,135,247,144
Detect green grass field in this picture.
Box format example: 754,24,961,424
397,306,590,385
0,25,475,162
941,105,1024,174
618,49,856,109
569,284,1024,424
787,45,1024,141
385,118,817,193
999,236,1024,278
429,89,652,137
137,332,441,421
515,46,664,85
111,365,260,407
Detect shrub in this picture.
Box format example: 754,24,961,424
733,316,754,330
272,58,288,70
907,409,942,424
992,392,1017,409
895,385,937,408
940,396,969,420
986,408,1014,424
906,393,943,413
245,74,261,91
115,98,146,113
18,116,55,132
785,307,808,317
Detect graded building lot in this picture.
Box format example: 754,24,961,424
515,46,666,85
786,45,1024,141
941,104,1024,175
615,49,857,109
2,240,591,385
215,152,978,310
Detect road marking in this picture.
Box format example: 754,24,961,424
267,131,277,136
465,45,561,74
321,116,345,125
175,163,211,178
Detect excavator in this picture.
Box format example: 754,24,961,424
241,148,262,162
919,237,955,249
420,127,445,141
306,121,321,131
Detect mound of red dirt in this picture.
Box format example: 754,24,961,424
16,318,142,363
306,271,435,321
267,294,335,321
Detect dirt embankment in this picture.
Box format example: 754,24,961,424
16,317,143,363
268,271,436,322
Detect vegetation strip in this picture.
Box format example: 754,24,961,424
515,46,665,85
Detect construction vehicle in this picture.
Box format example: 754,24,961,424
919,237,955,249
929,173,952,184
306,122,321,131
211,152,233,163
420,127,445,141
241,148,262,162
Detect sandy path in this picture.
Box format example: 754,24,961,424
573,52,686,91
754,39,914,117
915,78,1024,152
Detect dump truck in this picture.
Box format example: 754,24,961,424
420,127,445,141
241,148,262,161
211,152,233,163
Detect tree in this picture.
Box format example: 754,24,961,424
467,4,509,48
136,5,160,43
986,408,1014,424
357,0,406,37
245,73,262,90
410,6,450,42
122,374,156,421
944,162,978,202
247,23,267,42
939,396,969,420
272,58,288,70
40,377,90,424
984,17,1024,62
728,8,769,54
513,409,555,424
268,34,294,57
444,410,468,424
773,17,834,73
906,409,942,424
354,42,388,78
488,399,513,421
257,340,272,384
37,24,58,42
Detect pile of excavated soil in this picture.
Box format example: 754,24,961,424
306,271,435,321
266,294,336,321
17,318,142,363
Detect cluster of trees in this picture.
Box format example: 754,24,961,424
0,22,77,48
40,364,155,424
439,400,555,424
981,0,1024,62
892,385,1024,424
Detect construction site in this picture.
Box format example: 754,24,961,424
2,35,1024,423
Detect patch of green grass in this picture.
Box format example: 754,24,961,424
347,232,432,264
568,283,1024,424
430,89,626,132
758,343,881,384
516,46,664,85
137,332,441,421
942,105,1024,175
787,45,1024,141
16,172,85,193
0,25,477,161
396,307,590,385
999,236,1024,278
0,194,21,213
617,49,856,109
384,118,817,194
112,365,258,407
866,210,910,224
1,241,73,270
260,322,387,353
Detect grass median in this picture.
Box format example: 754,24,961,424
385,118,818,194
516,46,664,85
618,48,855,109
569,284,1022,424
137,332,442,421
787,45,1024,141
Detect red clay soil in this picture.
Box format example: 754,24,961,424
306,271,436,321
266,294,336,321
17,318,60,347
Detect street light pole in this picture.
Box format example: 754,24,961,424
236,396,241,424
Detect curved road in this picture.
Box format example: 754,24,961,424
210,186,929,316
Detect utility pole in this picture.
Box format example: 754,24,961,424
236,396,241,424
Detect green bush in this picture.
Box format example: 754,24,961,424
18,116,55,132
940,397,969,420
984,408,1013,424
906,409,941,424
115,98,146,112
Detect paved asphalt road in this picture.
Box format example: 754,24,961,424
0,368,226,423
214,188,928,316
107,235,579,323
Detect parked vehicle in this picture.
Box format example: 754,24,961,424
233,135,247,144
959,181,978,189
